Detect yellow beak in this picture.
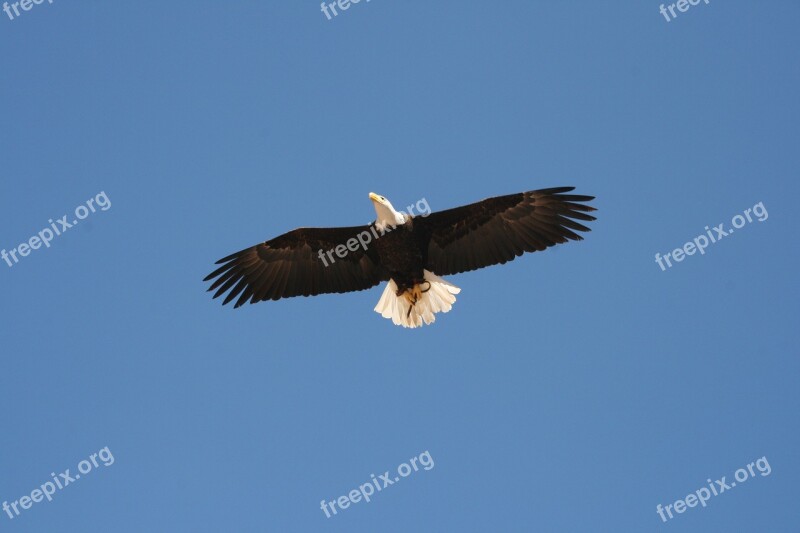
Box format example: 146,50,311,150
369,192,382,202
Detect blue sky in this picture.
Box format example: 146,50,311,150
1,1,798,531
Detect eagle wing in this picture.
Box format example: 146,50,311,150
417,187,596,276
204,226,384,307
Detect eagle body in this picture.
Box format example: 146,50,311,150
205,187,596,328
371,216,427,293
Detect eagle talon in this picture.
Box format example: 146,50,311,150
403,285,426,318
413,285,424,302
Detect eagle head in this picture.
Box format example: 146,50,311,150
369,192,406,230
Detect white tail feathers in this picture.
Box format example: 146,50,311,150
374,270,461,328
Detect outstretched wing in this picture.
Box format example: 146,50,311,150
416,187,596,276
204,226,385,308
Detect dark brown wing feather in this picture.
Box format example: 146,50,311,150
417,187,596,276
204,226,384,308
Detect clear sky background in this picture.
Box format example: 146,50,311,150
1,1,798,531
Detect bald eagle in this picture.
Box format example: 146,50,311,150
204,187,596,328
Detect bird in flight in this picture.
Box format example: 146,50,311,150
204,187,596,328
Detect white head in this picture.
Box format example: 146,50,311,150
369,192,407,231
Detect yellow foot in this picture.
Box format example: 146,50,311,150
403,285,424,318
405,285,424,303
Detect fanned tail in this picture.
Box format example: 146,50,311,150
373,270,461,328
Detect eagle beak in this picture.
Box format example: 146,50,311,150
369,192,381,203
